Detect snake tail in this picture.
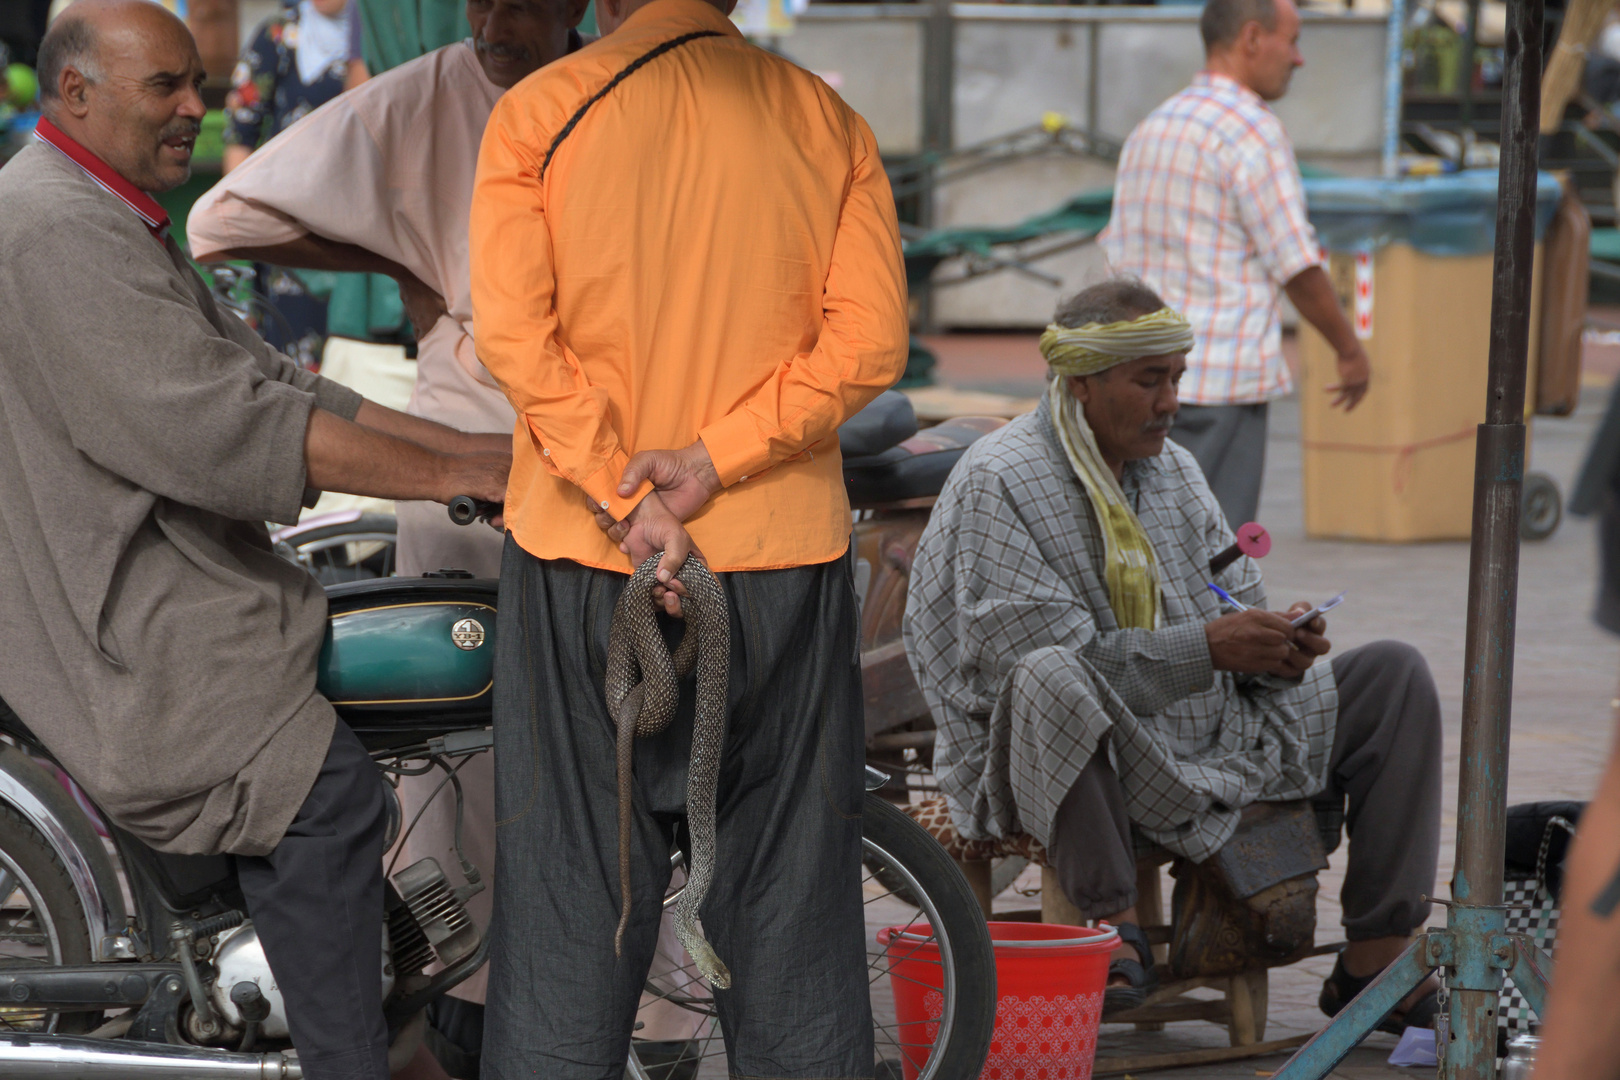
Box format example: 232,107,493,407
614,690,638,959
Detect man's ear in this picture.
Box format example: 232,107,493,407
1237,18,1266,56
58,67,93,119
1067,374,1093,406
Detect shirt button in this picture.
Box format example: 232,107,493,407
542,448,550,457
740,475,748,481
600,501,610,509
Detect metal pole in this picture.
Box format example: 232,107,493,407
916,0,955,333
1460,0,1482,166
1383,0,1409,176
1443,0,1542,1072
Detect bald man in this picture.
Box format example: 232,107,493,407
0,4,508,1078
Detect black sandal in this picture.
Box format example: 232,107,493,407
1102,922,1160,1019
1318,953,1441,1034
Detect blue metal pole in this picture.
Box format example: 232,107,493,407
1271,939,1435,1078
1382,0,1408,176
1441,0,1542,1070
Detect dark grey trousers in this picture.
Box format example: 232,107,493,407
235,721,389,1080
483,537,871,1080
1048,640,1443,941
1170,402,1270,529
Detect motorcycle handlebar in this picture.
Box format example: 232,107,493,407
448,496,502,527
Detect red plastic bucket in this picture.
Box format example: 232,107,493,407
878,921,1117,1080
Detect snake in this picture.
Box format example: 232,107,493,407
605,552,733,989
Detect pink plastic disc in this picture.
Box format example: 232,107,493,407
1235,521,1271,559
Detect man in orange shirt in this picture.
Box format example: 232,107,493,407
467,0,908,1073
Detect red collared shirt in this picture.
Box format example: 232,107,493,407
34,117,171,241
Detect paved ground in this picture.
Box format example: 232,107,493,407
897,325,1620,1077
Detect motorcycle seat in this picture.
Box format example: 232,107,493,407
838,390,919,459
843,416,1005,508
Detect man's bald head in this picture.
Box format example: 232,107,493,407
38,0,206,193
37,7,103,101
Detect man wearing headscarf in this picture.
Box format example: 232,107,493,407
905,277,1442,1030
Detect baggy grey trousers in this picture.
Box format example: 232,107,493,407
483,538,872,1080
1047,640,1443,941
1169,402,1270,529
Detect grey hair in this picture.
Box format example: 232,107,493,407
38,12,103,101
1200,0,1279,52
1053,276,1166,331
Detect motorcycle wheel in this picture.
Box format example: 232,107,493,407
0,803,99,1034
628,793,996,1080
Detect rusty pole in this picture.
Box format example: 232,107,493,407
1444,0,1542,1072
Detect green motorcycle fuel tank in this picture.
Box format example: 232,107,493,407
316,577,498,736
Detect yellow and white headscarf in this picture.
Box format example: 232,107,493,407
1039,306,1195,630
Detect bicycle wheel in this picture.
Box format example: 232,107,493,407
628,793,995,1080
273,514,398,584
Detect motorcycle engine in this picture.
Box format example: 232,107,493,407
208,922,394,1039
208,857,479,1035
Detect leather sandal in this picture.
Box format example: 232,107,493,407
1318,952,1441,1034
1102,922,1160,1019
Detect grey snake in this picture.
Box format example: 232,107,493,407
605,552,733,988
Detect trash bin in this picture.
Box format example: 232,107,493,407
1296,172,1563,541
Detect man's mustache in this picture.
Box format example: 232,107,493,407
476,37,531,61
160,120,201,141
1145,415,1175,433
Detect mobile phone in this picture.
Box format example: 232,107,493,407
1290,591,1347,629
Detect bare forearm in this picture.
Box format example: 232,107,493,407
195,232,407,280
304,407,509,505
353,400,509,455
1533,717,1620,1080
305,407,452,501
1284,266,1358,356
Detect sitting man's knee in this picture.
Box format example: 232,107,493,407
1010,645,1099,702
1351,640,1437,693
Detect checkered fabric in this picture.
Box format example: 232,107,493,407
1098,72,1323,406
1499,877,1558,1034
903,401,1337,864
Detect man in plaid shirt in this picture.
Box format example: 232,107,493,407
1099,0,1370,527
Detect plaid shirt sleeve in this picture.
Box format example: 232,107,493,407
1231,127,1321,287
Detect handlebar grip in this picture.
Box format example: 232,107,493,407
448,496,501,527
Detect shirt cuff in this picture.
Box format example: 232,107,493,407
309,375,363,421
698,408,774,488
1157,620,1217,704
580,451,654,521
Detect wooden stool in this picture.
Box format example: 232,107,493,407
939,819,1328,1075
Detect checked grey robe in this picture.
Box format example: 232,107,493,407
0,145,362,856
904,400,1336,863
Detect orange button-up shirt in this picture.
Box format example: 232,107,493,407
470,0,908,573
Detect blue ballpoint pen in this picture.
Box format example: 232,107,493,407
1207,582,1249,611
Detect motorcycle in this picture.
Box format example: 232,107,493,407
0,404,1000,1079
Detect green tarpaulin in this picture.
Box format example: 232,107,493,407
355,0,470,78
